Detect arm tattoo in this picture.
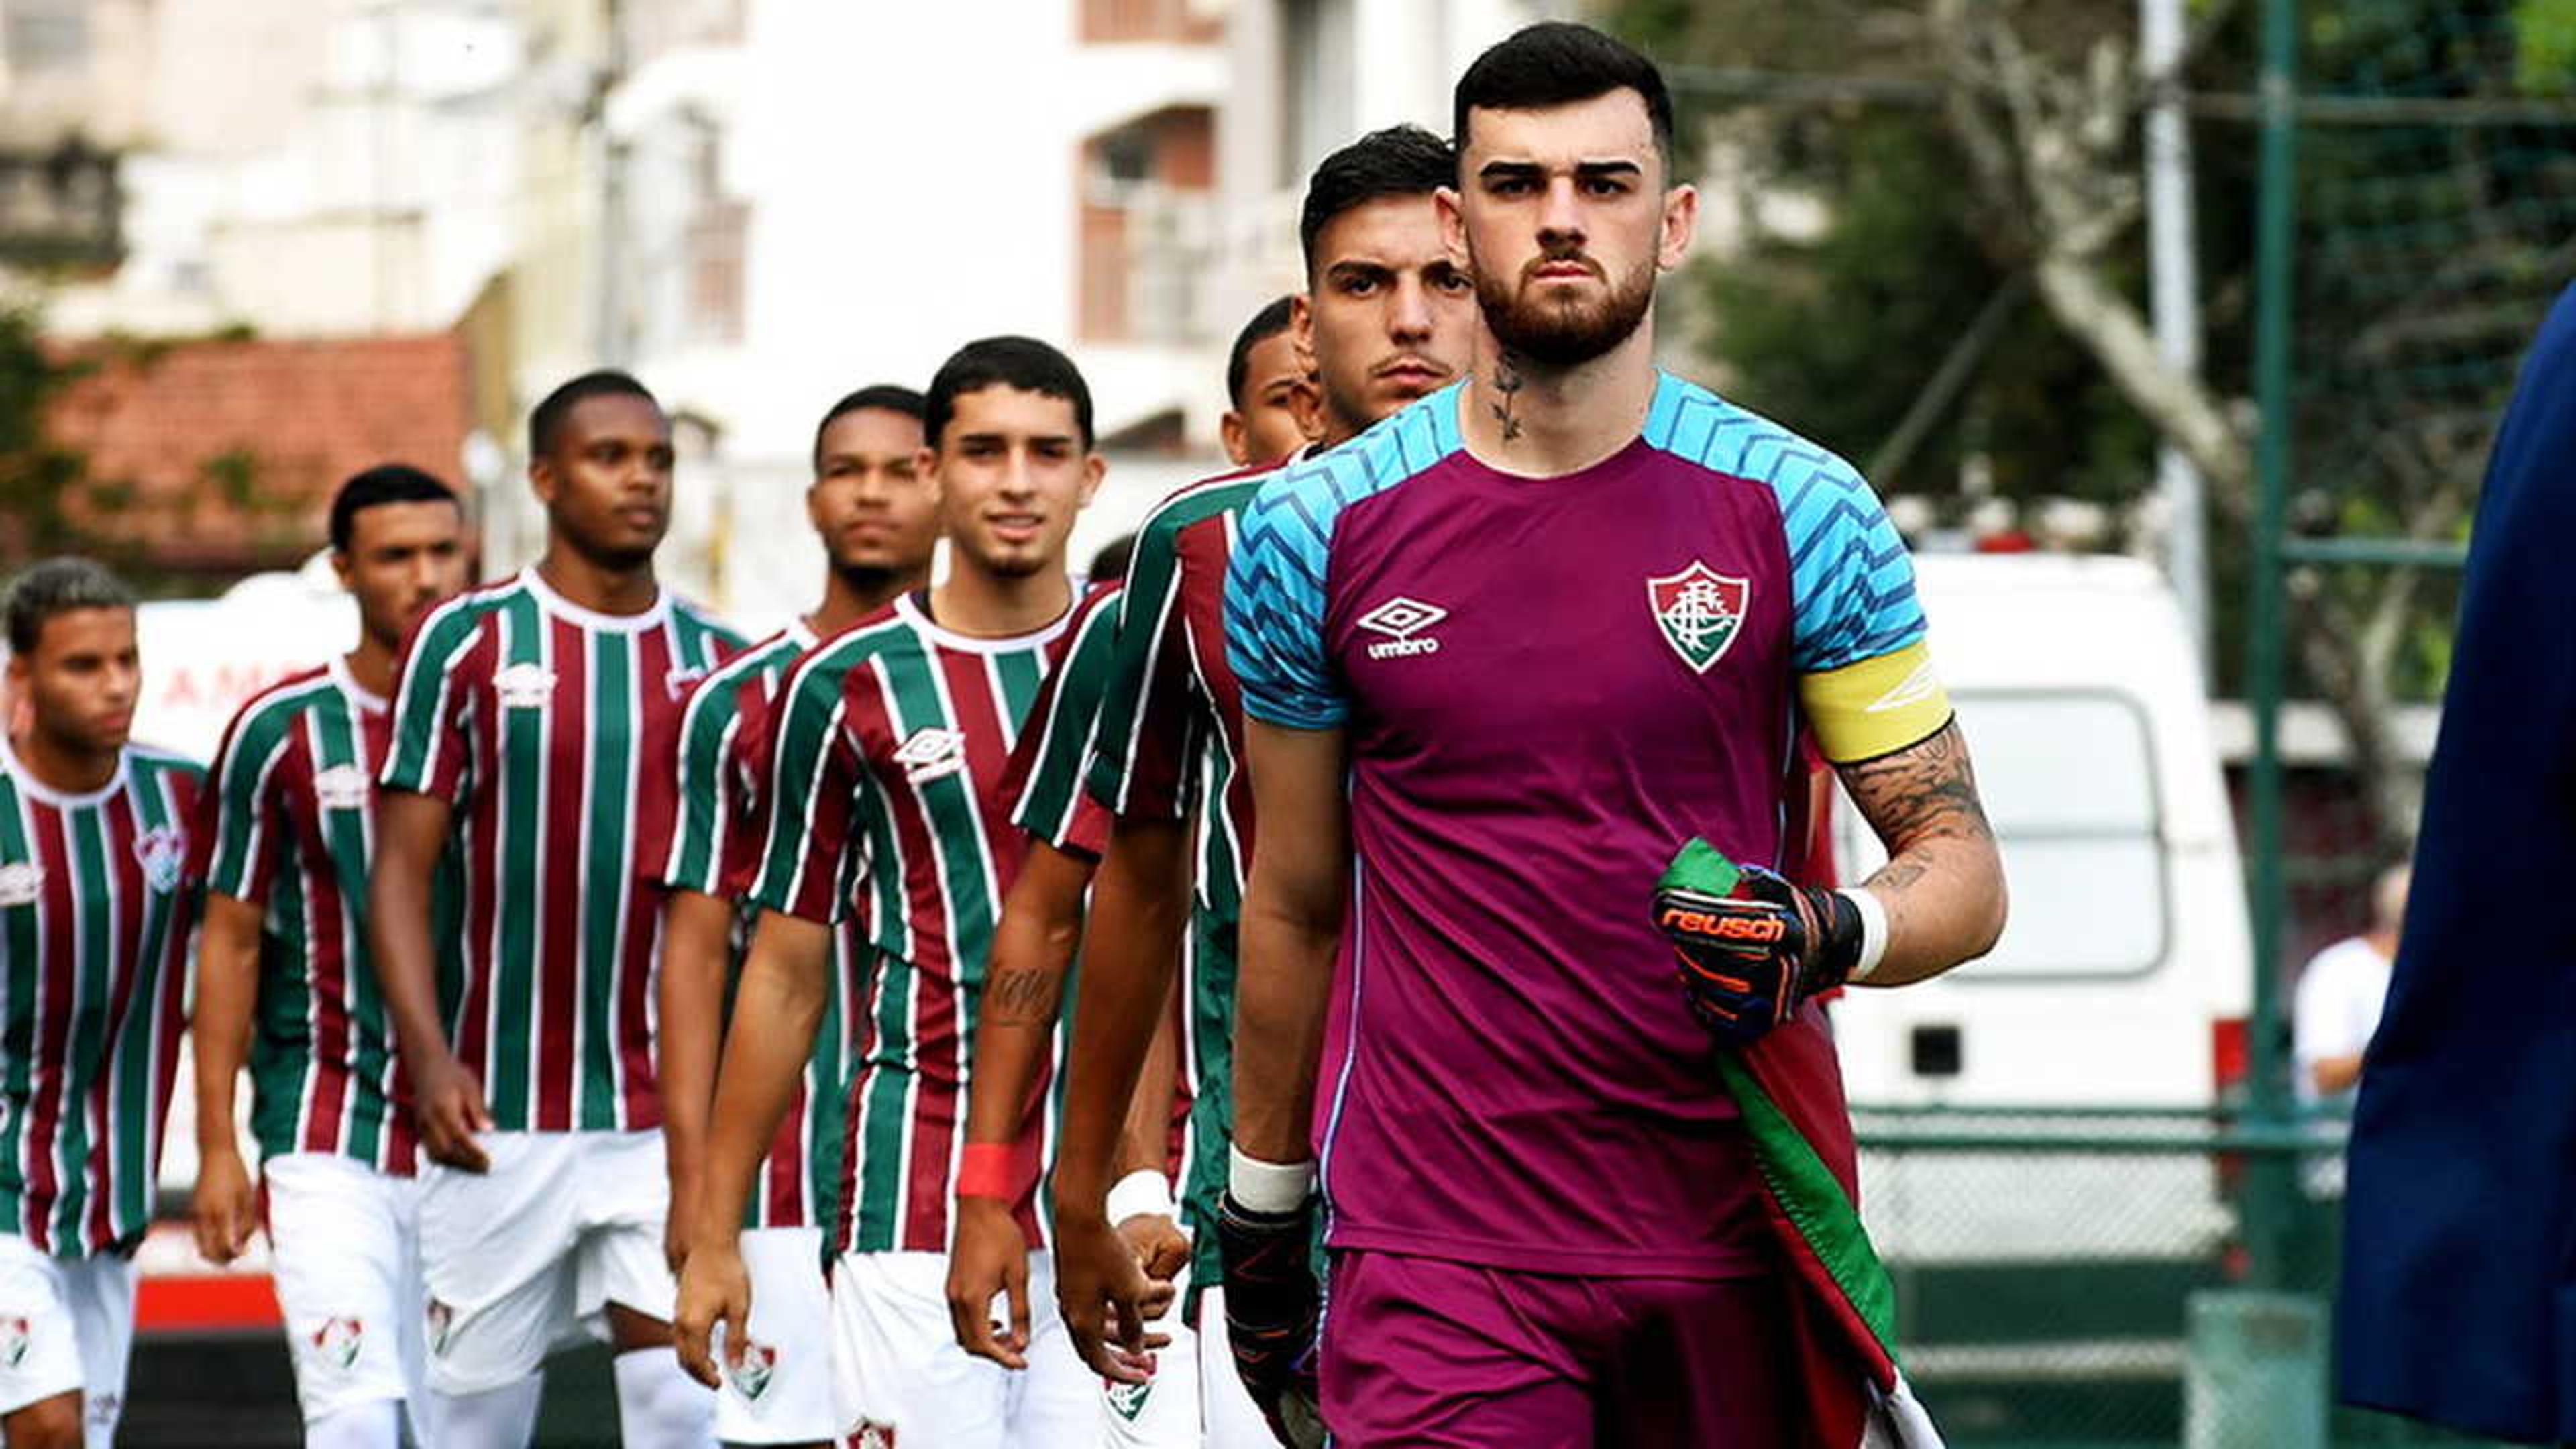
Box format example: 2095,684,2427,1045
1490,356,1526,443
1839,721,1994,857
982,967,1063,1026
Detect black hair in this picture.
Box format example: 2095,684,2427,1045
329,463,460,553
1298,125,1457,278
5,557,135,657
1452,22,1676,170
1225,297,1299,410
528,370,659,462
812,384,927,471
922,337,1095,451
1086,531,1137,586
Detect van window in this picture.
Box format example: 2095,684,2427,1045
1837,690,2167,977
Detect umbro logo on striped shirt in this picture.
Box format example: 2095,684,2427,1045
494,662,554,708
0,863,37,907
894,726,967,782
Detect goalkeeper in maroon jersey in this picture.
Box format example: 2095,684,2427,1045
1219,25,2005,1446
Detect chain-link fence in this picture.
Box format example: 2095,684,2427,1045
1855,1106,2517,1448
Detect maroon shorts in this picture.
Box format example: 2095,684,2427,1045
1318,1248,1794,1448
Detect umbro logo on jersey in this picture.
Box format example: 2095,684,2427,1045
665,664,708,702
313,764,371,811
309,1316,364,1372
727,1339,778,1401
0,863,40,908
1648,562,1749,674
1358,596,1447,659
494,662,555,709
894,727,968,783
133,826,184,895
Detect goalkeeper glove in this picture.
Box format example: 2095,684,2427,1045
1654,837,1864,1046
1214,1191,1326,1448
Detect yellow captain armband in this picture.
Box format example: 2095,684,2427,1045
1800,640,1953,764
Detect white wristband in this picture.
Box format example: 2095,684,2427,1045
1106,1169,1176,1226
1840,887,1890,983
1227,1146,1316,1214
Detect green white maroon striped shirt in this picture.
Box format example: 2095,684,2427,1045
749,588,1108,1254
0,738,201,1257
201,657,419,1172
658,619,863,1230
380,568,743,1133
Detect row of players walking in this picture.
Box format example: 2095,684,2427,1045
0,24,2006,1449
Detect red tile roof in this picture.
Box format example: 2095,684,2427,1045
44,333,472,572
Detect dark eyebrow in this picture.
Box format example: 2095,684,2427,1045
1477,160,1544,184
1575,160,1644,180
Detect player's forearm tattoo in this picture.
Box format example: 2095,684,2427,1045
983,968,1062,1025
1841,722,1993,857
1491,356,1526,443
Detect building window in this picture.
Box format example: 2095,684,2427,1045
1079,0,1220,45
1077,107,1216,346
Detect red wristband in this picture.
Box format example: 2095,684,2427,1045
955,1142,1022,1201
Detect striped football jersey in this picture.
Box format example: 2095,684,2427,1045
659,620,862,1230
380,568,743,1133
749,588,1108,1254
1005,583,1120,857
199,657,417,1172
1083,466,1273,1281
0,737,201,1257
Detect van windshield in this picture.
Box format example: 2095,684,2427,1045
1839,690,2167,977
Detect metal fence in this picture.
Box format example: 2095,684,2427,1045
1854,1106,2513,1449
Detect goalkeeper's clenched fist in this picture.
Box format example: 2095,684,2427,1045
1654,837,1885,1046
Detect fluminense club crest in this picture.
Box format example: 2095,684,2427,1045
0,1314,28,1367
1647,562,1750,675
727,1339,777,1401
853,1421,899,1448
1105,1377,1154,1421
309,1316,364,1371
133,826,185,894
426,1299,455,1356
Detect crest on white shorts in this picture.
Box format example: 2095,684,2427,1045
426,1299,455,1356
0,1314,29,1367
309,1316,364,1371
133,826,184,894
727,1339,777,1401
0,863,41,908
854,1421,899,1448
1106,1377,1154,1421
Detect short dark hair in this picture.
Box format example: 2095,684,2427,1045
5,557,135,657
1225,297,1299,410
1452,22,1675,171
1086,531,1136,586
1299,125,1456,278
529,370,659,461
812,384,926,471
924,337,1095,451
330,464,460,553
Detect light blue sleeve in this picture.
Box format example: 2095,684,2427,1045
1224,474,1348,731
1769,447,1927,673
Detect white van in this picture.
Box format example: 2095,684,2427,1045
1831,551,2255,1109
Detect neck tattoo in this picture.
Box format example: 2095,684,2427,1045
1491,358,1527,443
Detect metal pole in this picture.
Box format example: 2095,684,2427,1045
2143,0,2210,676
2245,0,2300,1291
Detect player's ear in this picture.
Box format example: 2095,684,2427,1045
1657,182,1699,273
527,455,559,509
1220,410,1252,469
1289,294,1316,366
1076,451,1106,508
1435,185,1467,259
330,549,357,592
